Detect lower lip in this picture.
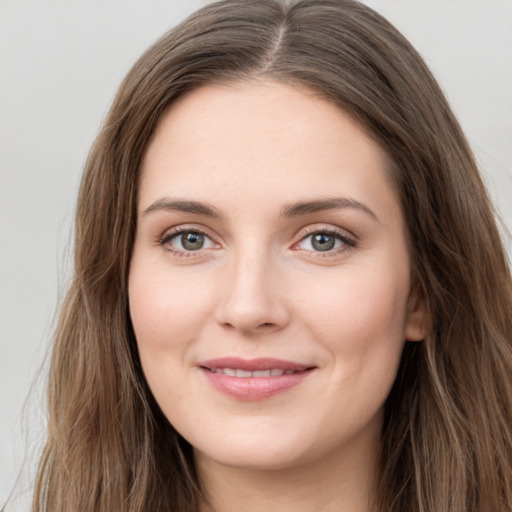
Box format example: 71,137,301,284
201,368,314,400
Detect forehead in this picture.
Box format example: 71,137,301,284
139,80,399,224
144,79,386,166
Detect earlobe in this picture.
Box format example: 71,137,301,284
405,288,431,342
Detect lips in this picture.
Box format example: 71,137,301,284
198,357,316,400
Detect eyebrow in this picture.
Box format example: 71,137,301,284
281,197,378,221
142,199,222,218
142,196,378,222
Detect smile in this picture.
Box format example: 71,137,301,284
208,368,299,377
198,358,316,400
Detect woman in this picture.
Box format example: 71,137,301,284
33,0,512,511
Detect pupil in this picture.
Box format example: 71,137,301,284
182,232,204,250
312,233,335,251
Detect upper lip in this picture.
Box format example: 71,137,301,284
198,357,314,372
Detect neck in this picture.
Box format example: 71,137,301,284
195,427,381,512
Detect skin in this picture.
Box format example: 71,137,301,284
129,80,428,512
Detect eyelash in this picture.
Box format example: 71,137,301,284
293,227,357,257
159,227,217,257
158,226,357,257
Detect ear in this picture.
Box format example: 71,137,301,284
405,286,431,342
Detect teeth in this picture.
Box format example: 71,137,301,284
253,370,271,377
212,368,295,377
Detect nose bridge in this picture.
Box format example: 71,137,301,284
216,238,288,333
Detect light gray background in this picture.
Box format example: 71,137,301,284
1,1,511,509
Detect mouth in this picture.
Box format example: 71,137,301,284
198,357,316,400
205,367,302,377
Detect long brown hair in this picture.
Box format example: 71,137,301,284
33,1,512,510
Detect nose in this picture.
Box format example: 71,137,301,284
214,247,290,335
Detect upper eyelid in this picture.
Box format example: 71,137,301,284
159,224,218,242
295,224,357,242
161,226,205,240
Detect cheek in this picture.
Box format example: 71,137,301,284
128,261,218,404
129,263,212,346
128,267,212,413
300,269,408,334
293,261,410,381
130,283,189,347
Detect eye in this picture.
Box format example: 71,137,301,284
295,229,356,254
161,229,217,254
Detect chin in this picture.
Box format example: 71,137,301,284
195,444,309,472
190,425,314,472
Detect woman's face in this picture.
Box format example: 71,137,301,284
129,81,427,472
